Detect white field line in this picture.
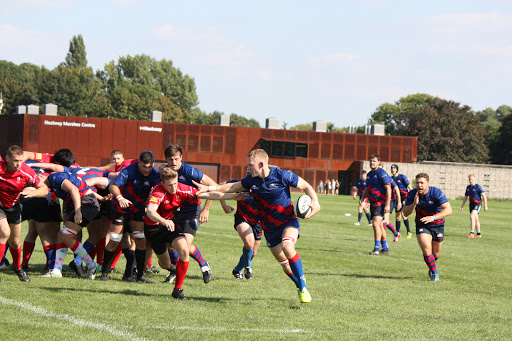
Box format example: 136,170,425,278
0,296,147,341
141,324,308,334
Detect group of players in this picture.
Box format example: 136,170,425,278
353,154,489,282
0,145,320,302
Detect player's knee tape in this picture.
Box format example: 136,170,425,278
109,232,122,242
278,259,289,265
133,231,145,239
282,235,297,244
60,226,76,236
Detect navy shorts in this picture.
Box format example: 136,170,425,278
0,202,22,225
109,208,145,226
66,194,100,228
173,205,202,236
416,223,444,242
144,224,185,255
370,205,385,219
470,202,482,213
234,216,262,241
264,218,300,248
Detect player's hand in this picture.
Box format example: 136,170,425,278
384,204,390,214
163,219,175,232
74,208,83,224
353,195,356,200
193,181,209,195
222,204,235,213
413,192,419,206
118,197,132,208
484,205,488,211
199,208,209,223
21,187,36,198
233,192,251,201
103,193,113,202
419,215,435,224
396,201,402,211
304,201,321,220
459,207,464,211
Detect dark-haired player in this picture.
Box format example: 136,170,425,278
391,164,413,238
403,173,452,282
353,170,371,226
196,149,320,303
0,145,49,281
101,151,160,283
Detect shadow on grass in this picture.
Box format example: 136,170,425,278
307,272,413,280
38,286,167,298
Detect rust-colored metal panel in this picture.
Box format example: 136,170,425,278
333,133,344,142
310,131,320,141
213,136,224,153
188,124,199,134
344,144,354,160
87,118,102,164
100,118,114,158
297,131,308,140
357,135,366,144
163,123,174,149
200,135,211,152
333,144,343,159
112,118,126,152
380,146,390,161
201,125,211,134
292,168,303,178
124,120,138,158
368,144,379,157
380,136,390,145
322,133,332,142
369,135,379,144
391,147,401,161
285,130,296,139
220,165,230,183
213,126,224,135
225,127,236,154
309,142,319,158
188,135,199,152
303,169,315,187
345,134,355,143
176,134,187,149
321,142,331,159
356,144,366,160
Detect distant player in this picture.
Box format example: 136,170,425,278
403,173,452,282
0,145,49,281
460,174,488,238
353,171,371,226
391,164,413,238
196,149,321,303
360,155,392,256
145,168,246,299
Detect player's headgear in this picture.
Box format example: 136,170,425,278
391,164,398,171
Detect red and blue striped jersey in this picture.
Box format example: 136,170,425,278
356,178,367,197
406,187,448,225
366,168,392,206
112,163,160,213
393,174,411,198
47,171,91,201
144,182,198,225
227,179,260,225
170,162,202,215
240,168,298,230
465,184,484,204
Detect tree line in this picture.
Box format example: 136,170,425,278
1,35,510,164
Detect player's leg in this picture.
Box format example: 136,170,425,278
100,222,123,279
180,216,212,283
36,221,59,276
269,245,299,287
355,201,364,225
417,231,438,281
0,215,11,269
21,220,38,272
233,221,255,278
370,206,383,255
59,221,98,278
130,220,150,282
170,236,190,299
472,209,481,237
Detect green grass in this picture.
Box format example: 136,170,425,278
1,195,511,340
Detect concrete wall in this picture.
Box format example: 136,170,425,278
360,160,512,200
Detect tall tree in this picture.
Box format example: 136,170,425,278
490,112,512,164
65,35,87,68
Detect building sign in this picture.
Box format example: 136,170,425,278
44,120,95,128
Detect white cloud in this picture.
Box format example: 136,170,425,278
151,24,226,43
112,0,139,7
310,53,357,67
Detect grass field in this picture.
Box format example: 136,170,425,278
1,194,511,340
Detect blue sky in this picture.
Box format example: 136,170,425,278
1,0,511,128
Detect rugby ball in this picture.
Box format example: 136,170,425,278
294,195,312,219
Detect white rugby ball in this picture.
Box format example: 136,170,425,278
294,194,312,219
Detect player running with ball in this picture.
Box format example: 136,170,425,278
196,149,320,303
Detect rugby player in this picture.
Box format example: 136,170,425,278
353,171,371,226
460,174,488,238
391,164,413,238
403,173,452,282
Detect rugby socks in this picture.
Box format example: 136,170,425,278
381,240,389,251
169,250,179,266
357,212,363,223
288,253,307,291
44,245,56,270
111,244,123,268
191,245,208,267
0,243,8,266
135,249,146,279
235,247,254,273
53,243,69,273
386,223,398,236
366,213,372,224
404,219,410,233
396,221,401,233
174,259,189,290
71,240,95,269
10,246,22,270
101,249,115,274
122,248,135,277
96,238,106,266
374,240,381,250
424,254,438,274
22,241,36,267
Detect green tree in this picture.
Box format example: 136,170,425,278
0,61,40,114
290,123,313,131
65,35,87,68
490,113,512,164
230,113,260,127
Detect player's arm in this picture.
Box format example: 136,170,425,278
360,187,368,204
197,191,248,201
195,180,245,194
394,185,402,211
482,193,488,211
460,195,468,211
407,184,413,191
109,183,132,208
420,202,452,224
146,202,175,231
295,177,321,219
384,184,391,213
84,177,110,190
22,151,36,162
21,181,49,199
218,181,235,214
61,179,83,224
197,174,218,223
27,162,64,172
402,192,418,218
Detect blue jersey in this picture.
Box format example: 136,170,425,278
228,179,260,225
240,168,298,231
47,172,91,201
356,179,367,197
366,168,392,206
390,178,398,201
64,166,109,180
170,161,203,215
465,184,484,204
112,163,160,213
406,187,448,225
393,174,411,198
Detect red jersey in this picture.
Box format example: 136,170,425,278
114,159,137,172
144,182,198,226
0,161,41,208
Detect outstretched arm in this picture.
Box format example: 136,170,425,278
295,177,321,219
